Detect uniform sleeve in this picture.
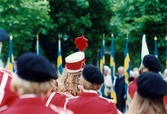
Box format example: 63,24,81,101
106,103,118,114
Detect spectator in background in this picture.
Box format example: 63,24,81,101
103,65,114,99
163,69,167,82
115,66,126,113
128,71,134,83
126,72,167,114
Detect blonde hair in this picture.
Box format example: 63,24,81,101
138,64,148,75
57,71,82,96
80,76,102,91
126,92,167,114
11,76,51,98
50,79,58,92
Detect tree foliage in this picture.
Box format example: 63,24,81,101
0,0,166,71
0,0,52,63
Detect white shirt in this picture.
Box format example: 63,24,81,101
104,74,112,93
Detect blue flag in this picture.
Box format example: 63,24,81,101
110,34,117,103
7,36,14,72
124,36,130,105
100,38,106,98
57,38,63,77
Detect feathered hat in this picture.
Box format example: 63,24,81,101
65,35,88,72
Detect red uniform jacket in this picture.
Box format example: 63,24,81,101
64,90,118,114
0,68,18,107
44,91,66,107
0,95,68,114
128,78,138,99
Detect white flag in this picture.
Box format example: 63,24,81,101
141,34,149,60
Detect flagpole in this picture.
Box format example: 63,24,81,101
110,33,117,103
166,36,167,68
57,34,63,77
154,36,158,58
36,34,39,55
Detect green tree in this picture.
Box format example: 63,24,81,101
0,0,53,63
110,0,167,69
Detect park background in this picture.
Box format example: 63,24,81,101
0,0,167,73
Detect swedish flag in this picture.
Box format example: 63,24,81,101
57,37,63,77
110,34,117,103
154,37,158,58
7,35,14,72
100,35,106,97
100,39,105,73
36,34,40,55
124,35,130,105
166,37,167,68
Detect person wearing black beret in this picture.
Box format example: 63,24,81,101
64,64,119,114
0,52,73,114
126,72,167,114
128,54,162,100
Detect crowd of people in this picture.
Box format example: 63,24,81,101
0,29,167,114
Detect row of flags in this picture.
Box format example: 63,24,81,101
5,34,163,76
99,34,159,104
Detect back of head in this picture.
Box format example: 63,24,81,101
82,64,104,84
17,52,58,82
143,54,161,72
137,72,167,98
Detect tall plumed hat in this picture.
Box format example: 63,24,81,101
65,35,88,72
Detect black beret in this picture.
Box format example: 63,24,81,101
143,54,161,72
0,28,9,41
17,52,58,82
82,64,104,84
137,72,167,98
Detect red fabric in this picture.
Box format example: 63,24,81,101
66,91,118,114
1,97,60,114
44,92,66,107
0,68,18,107
163,96,167,106
128,78,138,99
66,58,85,70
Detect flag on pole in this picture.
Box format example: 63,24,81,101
124,36,130,81
57,35,63,77
124,34,130,105
166,36,167,68
141,34,149,60
7,35,14,72
36,34,40,55
100,35,105,73
110,34,117,103
100,34,106,98
154,37,158,58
